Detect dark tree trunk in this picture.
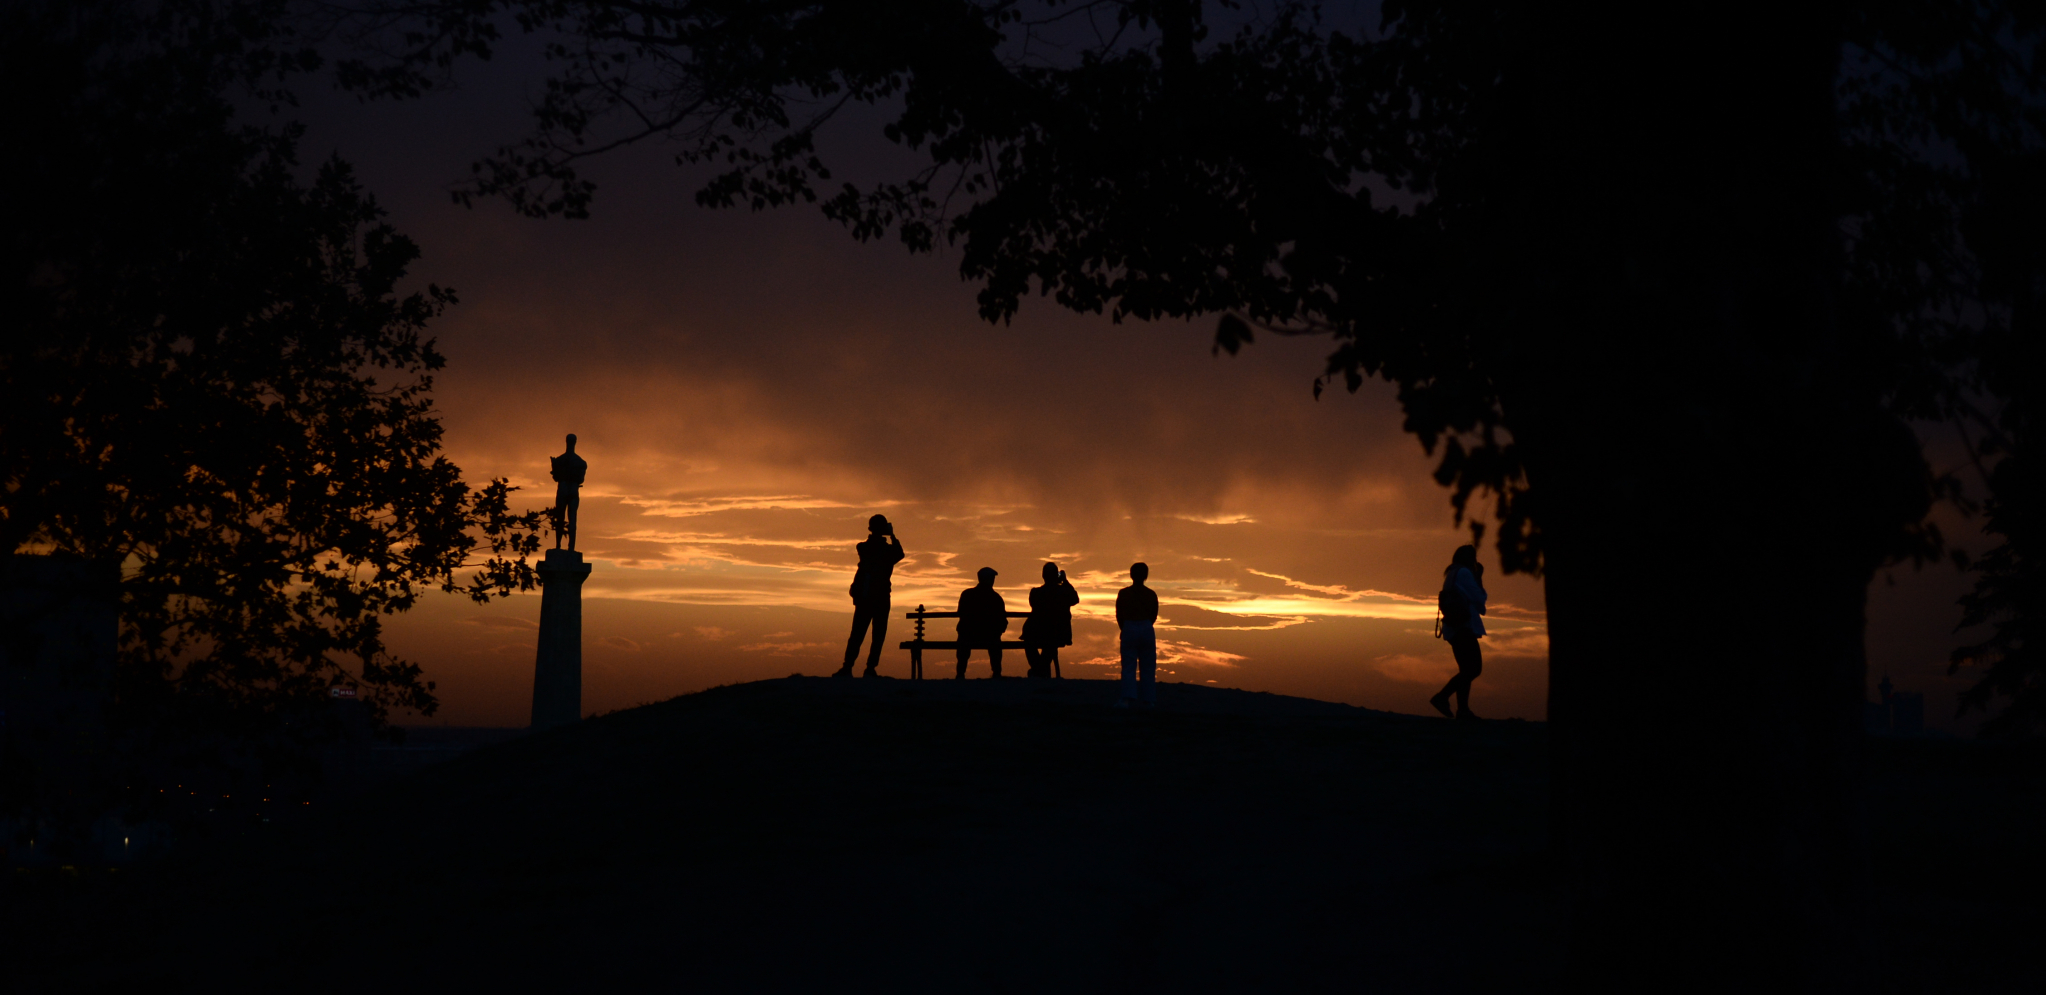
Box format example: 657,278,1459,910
1486,6,1922,985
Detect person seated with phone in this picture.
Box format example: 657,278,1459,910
1023,562,1079,679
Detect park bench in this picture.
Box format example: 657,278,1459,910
899,606,1060,680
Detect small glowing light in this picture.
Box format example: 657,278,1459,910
123,837,130,846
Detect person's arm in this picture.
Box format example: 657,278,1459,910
1114,588,1128,628
1454,569,1487,615
1144,588,1160,625
994,593,1009,634
887,537,905,565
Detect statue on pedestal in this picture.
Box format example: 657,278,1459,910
550,434,588,550
532,433,593,730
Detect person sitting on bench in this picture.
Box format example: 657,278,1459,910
955,567,1009,679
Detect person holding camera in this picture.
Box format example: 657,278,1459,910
836,514,905,678
1022,562,1080,679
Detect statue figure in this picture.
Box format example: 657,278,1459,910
549,434,588,550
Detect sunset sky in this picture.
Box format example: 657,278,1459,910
281,46,1988,729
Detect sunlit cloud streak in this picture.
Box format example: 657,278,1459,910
1064,633,1250,671
619,494,879,517
581,495,1534,632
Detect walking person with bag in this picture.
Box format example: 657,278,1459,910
1429,545,1489,720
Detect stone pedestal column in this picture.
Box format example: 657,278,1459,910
530,548,592,730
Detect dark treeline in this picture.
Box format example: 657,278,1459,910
2,0,543,852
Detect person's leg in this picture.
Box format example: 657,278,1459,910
1429,671,1460,718
1048,647,1061,680
1430,634,1473,717
1137,629,1157,704
863,600,890,672
1450,635,1483,718
839,602,875,676
1119,629,1138,702
989,645,1003,678
1023,645,1044,678
956,646,970,679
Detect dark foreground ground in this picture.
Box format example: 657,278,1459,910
7,678,2041,993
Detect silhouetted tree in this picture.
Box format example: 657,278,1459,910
1,0,541,811
1951,150,2046,739
322,0,2044,983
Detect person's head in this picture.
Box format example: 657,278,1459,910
1042,562,1060,582
1445,544,1480,578
564,433,577,452
976,566,998,587
868,513,891,536
1130,562,1149,584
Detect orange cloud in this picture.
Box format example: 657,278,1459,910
1375,653,1453,684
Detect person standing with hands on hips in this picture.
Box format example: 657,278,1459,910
836,514,904,678
1115,562,1159,708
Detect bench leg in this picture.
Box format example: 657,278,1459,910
910,647,922,681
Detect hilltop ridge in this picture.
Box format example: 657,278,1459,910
12,678,2033,993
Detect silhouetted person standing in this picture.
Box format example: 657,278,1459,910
836,514,904,678
1115,563,1159,708
1429,545,1488,720
1023,562,1079,679
955,567,1008,679
550,434,588,550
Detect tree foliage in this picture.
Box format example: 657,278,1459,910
1,0,542,772
1949,148,2046,738
325,0,2046,729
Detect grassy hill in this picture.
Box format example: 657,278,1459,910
8,677,2039,993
